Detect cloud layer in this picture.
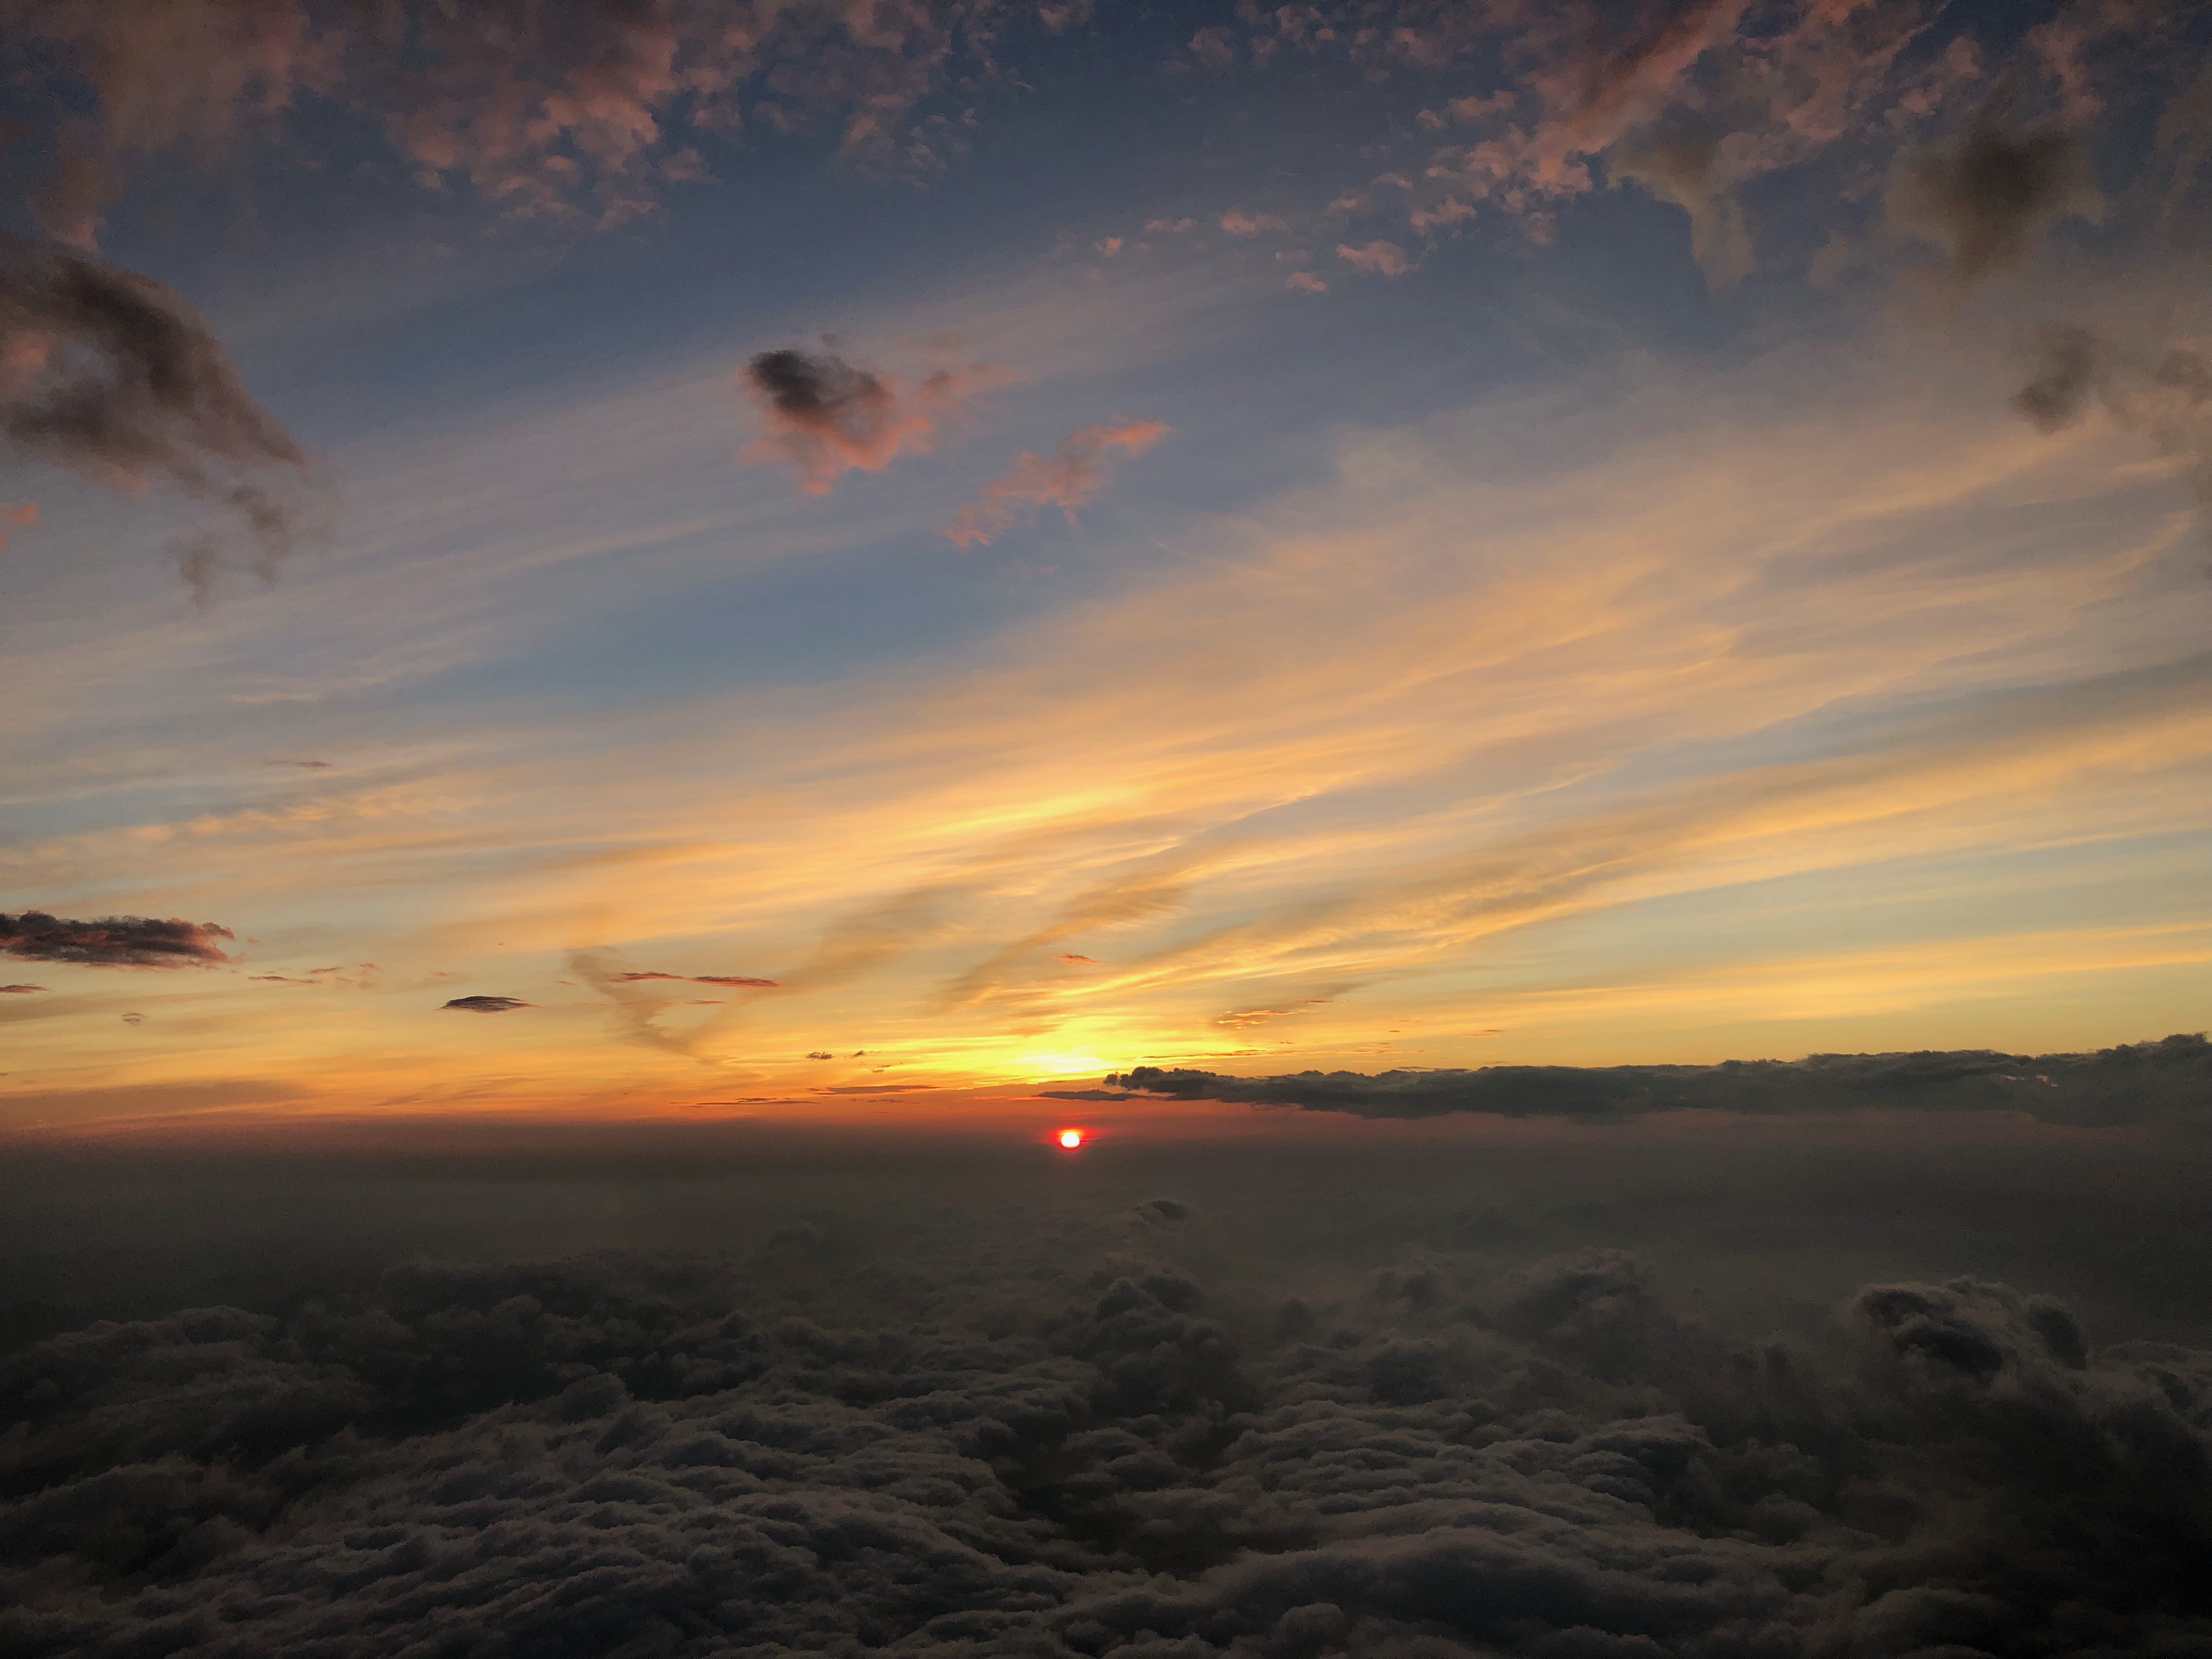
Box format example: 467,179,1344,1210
1105,1032,2212,1128
1,1212,2207,1658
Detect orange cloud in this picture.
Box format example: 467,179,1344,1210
944,418,1169,548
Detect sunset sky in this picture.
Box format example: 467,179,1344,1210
4,0,2209,1133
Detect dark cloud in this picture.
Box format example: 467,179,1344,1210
0,984,47,994
612,970,782,988
0,240,324,597
2012,325,2212,505
0,911,235,968
0,1210,2206,1659
1107,1032,2212,1127
1888,108,2101,285
741,347,1000,495
263,758,332,770
2015,321,2111,430
439,994,529,1013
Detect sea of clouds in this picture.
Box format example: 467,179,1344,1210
2,1111,2209,1659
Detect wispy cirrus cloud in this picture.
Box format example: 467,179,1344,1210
943,418,1169,547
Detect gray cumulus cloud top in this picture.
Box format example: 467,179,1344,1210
0,1220,2208,1659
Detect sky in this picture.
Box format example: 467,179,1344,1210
4,0,2212,1135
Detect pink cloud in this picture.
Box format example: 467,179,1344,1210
1408,198,1475,234
1284,271,1328,293
1221,209,1290,235
945,419,1169,549
741,348,1001,495
0,500,36,548
1336,239,1410,276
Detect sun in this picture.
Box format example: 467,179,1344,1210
1057,1128,1084,1150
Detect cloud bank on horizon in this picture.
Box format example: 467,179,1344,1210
0,0,2208,1123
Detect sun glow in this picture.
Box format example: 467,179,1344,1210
1057,1128,1084,1149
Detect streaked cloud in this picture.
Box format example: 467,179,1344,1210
943,418,1169,547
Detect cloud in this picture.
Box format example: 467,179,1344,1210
1888,107,2102,285
1284,270,1328,293
0,1215,2207,1659
1220,210,1289,235
1611,133,1752,289
570,949,769,1060
943,417,1169,548
741,348,998,495
3,1,1039,236
1143,217,1195,233
263,758,332,770
439,994,529,1013
0,911,235,967
611,970,782,988
1335,239,1410,276
1107,1032,2212,1127
0,499,35,546
2012,324,2212,504
0,239,324,596
0,983,48,994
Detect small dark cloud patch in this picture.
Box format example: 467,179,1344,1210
2011,327,2212,508
439,995,529,1014
0,240,326,599
1888,108,2100,285
264,758,332,770
741,347,996,494
0,911,235,967
0,984,47,994
2015,322,2111,430
611,970,781,988
119,1011,143,1024
1107,1033,2212,1126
